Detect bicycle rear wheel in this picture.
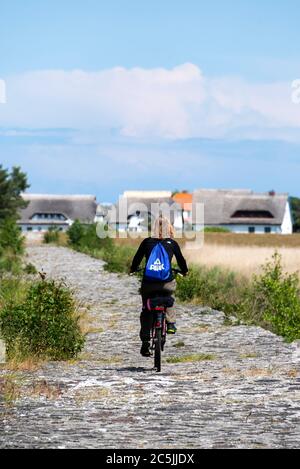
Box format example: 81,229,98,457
154,328,162,372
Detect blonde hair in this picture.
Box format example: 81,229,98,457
152,216,175,239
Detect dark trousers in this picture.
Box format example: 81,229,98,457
139,280,176,342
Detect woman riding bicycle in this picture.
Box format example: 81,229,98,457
129,216,188,357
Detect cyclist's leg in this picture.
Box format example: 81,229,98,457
160,280,177,331
139,283,155,344
139,306,153,342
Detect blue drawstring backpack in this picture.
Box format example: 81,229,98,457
144,242,171,281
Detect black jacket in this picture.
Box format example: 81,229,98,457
130,237,188,282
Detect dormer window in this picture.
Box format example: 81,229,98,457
231,210,274,219
31,213,67,221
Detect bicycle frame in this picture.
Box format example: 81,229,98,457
151,306,167,339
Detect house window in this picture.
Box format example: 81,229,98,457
31,213,67,221
27,227,33,231
248,227,255,234
264,227,271,233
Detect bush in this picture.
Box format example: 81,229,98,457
0,218,24,273
176,264,240,311
43,227,60,244
234,252,300,342
67,220,133,273
177,253,300,342
68,221,113,251
67,220,85,247
102,244,136,273
0,279,85,361
23,263,38,275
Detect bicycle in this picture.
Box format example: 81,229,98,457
148,296,171,372
134,268,183,373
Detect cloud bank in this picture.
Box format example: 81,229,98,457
1,63,300,141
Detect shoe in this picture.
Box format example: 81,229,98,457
140,341,151,357
167,323,177,334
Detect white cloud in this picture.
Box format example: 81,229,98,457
1,64,300,141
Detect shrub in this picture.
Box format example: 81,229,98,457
176,264,240,311
0,218,24,273
67,220,85,247
177,253,300,342
234,252,300,342
68,221,113,252
23,263,38,275
43,227,60,244
67,221,132,273
0,279,85,361
176,267,203,302
0,278,28,309
102,244,136,273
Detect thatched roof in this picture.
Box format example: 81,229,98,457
192,189,289,225
19,194,97,224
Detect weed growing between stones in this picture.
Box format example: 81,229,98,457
166,353,216,364
173,341,185,348
0,375,21,406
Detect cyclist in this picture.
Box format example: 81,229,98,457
130,216,188,357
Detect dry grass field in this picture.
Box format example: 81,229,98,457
183,233,300,278
113,232,300,278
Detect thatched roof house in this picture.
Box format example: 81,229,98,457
192,189,292,234
18,194,97,233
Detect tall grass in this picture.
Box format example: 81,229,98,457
183,244,300,279
176,252,300,342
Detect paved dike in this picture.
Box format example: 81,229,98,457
1,246,299,449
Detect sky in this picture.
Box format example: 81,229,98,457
0,0,300,201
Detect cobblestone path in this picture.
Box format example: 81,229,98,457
1,246,300,449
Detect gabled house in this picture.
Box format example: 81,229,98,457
111,191,181,232
18,194,97,236
192,189,293,234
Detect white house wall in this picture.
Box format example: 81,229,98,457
194,224,282,234
281,201,293,235
20,224,68,233
224,225,281,234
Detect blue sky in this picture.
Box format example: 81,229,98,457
0,0,300,201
